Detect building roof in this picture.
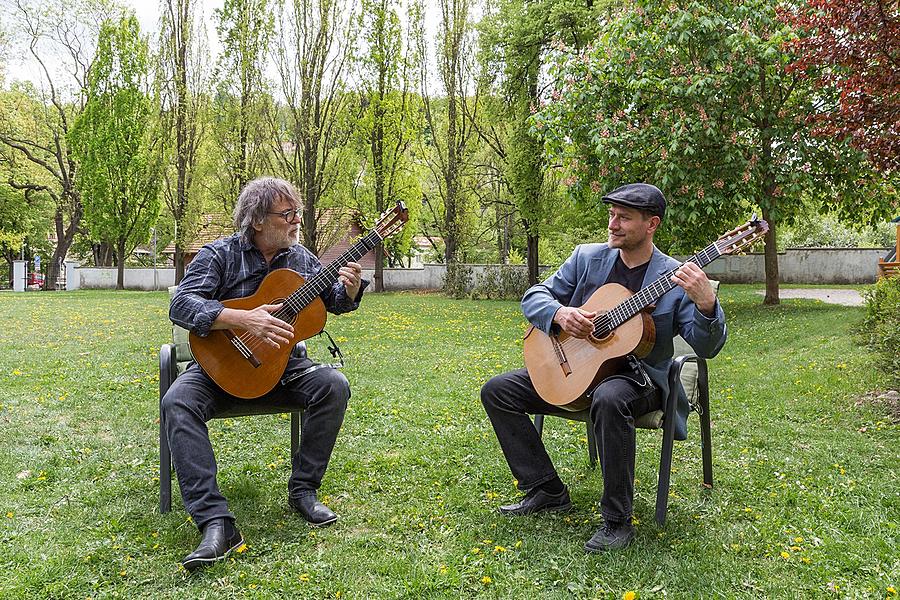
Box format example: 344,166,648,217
163,214,234,255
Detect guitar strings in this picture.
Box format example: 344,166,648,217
555,242,721,350
233,229,385,354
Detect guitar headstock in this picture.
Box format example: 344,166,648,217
715,216,769,255
373,201,409,240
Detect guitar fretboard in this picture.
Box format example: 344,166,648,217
273,230,382,321
594,240,721,337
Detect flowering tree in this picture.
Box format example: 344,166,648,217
538,0,888,304
781,0,899,173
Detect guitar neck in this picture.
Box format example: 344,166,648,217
282,230,382,313
604,241,721,329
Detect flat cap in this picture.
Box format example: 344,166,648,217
601,183,666,219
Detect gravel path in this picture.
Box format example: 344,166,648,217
755,288,865,306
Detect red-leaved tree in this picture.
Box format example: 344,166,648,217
781,0,900,173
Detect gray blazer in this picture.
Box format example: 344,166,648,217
522,243,727,440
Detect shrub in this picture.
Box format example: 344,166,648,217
442,263,473,299
859,276,900,387
470,265,531,300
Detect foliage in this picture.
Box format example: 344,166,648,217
781,0,900,173
478,0,604,282
779,211,898,249
157,0,210,282
470,264,531,300
442,261,473,298
537,0,893,304
353,0,423,275
860,276,900,386
211,0,274,211
69,15,161,288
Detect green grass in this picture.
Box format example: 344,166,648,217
0,287,896,599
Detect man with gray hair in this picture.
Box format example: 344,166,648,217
164,176,367,571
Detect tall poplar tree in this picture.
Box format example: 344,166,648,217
69,15,161,290
159,0,208,282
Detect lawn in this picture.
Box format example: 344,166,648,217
0,287,896,599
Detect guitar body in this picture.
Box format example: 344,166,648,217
189,268,327,399
523,283,655,411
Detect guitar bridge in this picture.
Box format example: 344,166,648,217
225,330,261,368
551,334,572,377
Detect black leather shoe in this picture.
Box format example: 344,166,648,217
289,492,338,527
584,520,635,552
181,518,244,572
498,487,572,516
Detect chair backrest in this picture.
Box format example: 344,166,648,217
168,286,194,375
671,279,719,404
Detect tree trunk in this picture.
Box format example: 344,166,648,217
527,231,539,285
116,237,126,290
175,245,185,283
762,208,779,305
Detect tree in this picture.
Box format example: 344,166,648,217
158,0,209,283
0,0,114,289
272,0,357,256
539,0,889,304
69,15,161,290
212,0,274,212
478,0,602,284
781,0,899,174
354,0,421,289
418,0,480,266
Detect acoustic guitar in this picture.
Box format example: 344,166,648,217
523,217,768,411
189,202,409,399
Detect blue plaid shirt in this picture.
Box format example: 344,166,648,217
170,233,368,336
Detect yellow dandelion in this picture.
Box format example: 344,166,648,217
481,576,492,585
471,547,481,554
624,591,636,600
887,586,896,596
780,551,790,560
299,573,310,582
493,545,507,553
236,543,248,554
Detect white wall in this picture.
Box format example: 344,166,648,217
61,247,887,292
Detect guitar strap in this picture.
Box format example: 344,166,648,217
279,330,345,386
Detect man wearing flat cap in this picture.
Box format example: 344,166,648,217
481,182,727,551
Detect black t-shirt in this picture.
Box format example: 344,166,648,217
605,254,650,293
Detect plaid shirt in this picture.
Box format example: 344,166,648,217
170,233,367,336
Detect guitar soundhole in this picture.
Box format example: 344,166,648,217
272,297,299,325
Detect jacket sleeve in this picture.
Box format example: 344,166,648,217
521,245,583,334
675,292,727,359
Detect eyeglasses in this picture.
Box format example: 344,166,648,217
268,208,301,223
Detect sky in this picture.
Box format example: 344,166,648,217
4,0,443,91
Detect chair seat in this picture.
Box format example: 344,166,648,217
553,407,664,430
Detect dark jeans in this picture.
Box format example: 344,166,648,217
481,368,660,523
161,359,349,529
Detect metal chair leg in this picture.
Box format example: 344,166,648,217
160,411,172,514
697,360,713,487
586,421,598,467
656,361,683,527
291,412,300,459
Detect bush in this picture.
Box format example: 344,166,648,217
442,263,473,299
470,265,531,300
859,276,900,387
